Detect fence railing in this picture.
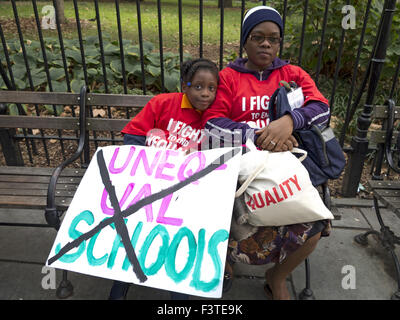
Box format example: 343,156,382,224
0,0,399,195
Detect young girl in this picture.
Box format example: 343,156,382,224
109,58,219,300
121,58,219,152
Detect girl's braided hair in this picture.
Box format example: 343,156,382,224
181,58,219,84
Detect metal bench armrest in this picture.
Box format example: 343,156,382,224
45,86,88,229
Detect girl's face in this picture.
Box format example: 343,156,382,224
244,21,281,71
182,69,218,112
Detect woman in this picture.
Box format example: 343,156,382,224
201,6,331,300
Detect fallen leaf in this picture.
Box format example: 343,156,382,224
93,109,106,118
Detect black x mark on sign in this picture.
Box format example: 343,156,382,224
47,147,240,282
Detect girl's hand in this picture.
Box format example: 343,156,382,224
255,115,297,151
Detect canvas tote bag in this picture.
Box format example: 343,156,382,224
235,141,334,227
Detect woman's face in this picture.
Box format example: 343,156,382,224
243,21,281,71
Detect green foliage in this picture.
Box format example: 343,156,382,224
283,0,400,83
0,34,191,114
279,0,400,143
1,0,399,126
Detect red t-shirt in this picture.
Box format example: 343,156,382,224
122,92,205,151
201,64,329,128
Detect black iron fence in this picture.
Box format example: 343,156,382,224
0,0,399,195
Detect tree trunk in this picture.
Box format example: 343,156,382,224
55,0,65,24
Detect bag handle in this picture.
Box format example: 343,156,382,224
291,147,307,162
235,142,307,198
245,140,307,162
245,139,258,152
235,140,267,197
235,157,267,197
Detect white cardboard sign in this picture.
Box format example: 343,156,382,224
46,145,241,298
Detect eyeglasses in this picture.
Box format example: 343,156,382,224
249,34,281,45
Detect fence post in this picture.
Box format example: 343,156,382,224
341,0,397,197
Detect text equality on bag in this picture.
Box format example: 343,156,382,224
246,174,302,210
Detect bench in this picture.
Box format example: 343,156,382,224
0,86,329,300
0,86,150,298
354,99,400,300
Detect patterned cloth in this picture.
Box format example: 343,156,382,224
228,220,331,265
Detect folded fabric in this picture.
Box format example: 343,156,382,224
230,194,258,241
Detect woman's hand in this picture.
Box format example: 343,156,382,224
255,115,298,152
257,134,298,152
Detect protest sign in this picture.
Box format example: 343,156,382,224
46,145,241,298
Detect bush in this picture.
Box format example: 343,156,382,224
0,34,191,106
283,0,400,84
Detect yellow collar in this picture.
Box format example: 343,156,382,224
181,93,202,114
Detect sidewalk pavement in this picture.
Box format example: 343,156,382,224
0,197,399,300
